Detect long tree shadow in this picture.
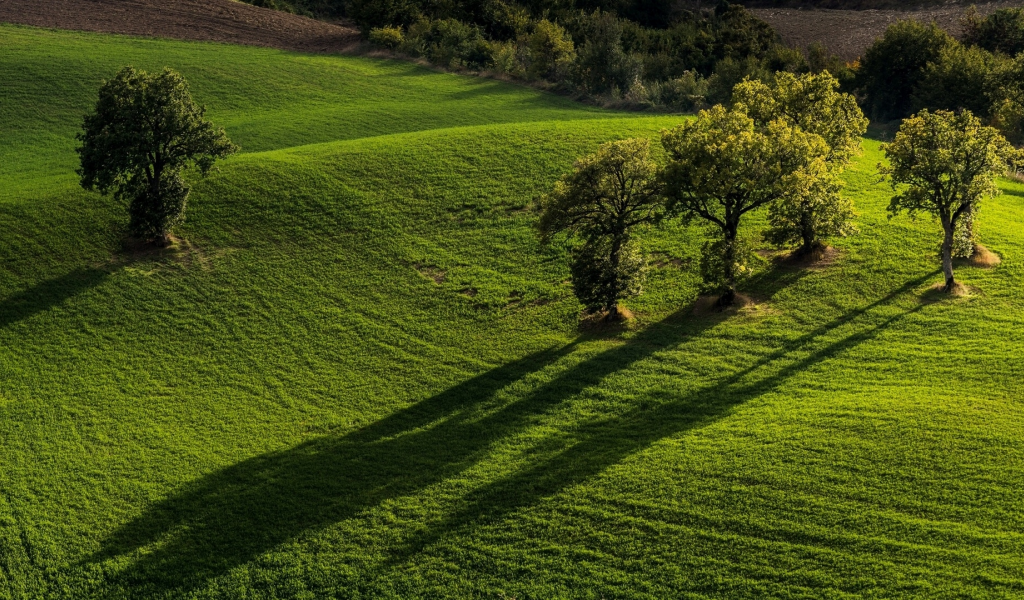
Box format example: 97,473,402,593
378,272,937,574
89,269,934,596
0,267,111,329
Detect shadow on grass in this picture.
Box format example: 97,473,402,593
89,269,934,596
0,268,110,329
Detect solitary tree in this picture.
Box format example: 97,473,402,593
661,105,829,306
539,137,661,318
880,109,1014,292
77,66,237,246
733,71,868,256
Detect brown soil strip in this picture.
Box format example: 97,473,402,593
0,0,360,54
752,1,1024,60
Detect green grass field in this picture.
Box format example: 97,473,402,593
1,23,1023,600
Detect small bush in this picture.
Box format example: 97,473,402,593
570,239,646,314
369,26,405,50
698,235,760,296
403,19,493,70
490,40,528,78
658,71,709,112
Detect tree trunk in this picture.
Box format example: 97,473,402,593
799,207,817,256
941,216,956,292
606,235,623,316
718,226,737,307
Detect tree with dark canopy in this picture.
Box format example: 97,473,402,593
539,137,661,318
78,66,237,245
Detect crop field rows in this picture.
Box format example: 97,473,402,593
0,23,1023,599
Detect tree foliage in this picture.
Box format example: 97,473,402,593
733,71,866,253
912,42,999,118
77,67,237,243
880,110,1014,292
661,105,829,305
539,137,661,315
569,238,647,315
526,19,576,80
857,20,952,121
962,7,1024,57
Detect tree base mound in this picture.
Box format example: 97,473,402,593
957,244,1001,268
579,306,635,333
780,244,840,269
925,281,974,299
692,293,763,316
123,235,179,253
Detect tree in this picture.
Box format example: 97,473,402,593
661,105,829,306
989,54,1024,145
539,137,661,317
962,7,1024,57
526,19,575,80
569,11,641,96
733,71,868,255
912,41,1000,118
78,66,237,245
857,20,952,121
880,110,1014,293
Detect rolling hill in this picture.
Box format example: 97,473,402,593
1,23,1023,599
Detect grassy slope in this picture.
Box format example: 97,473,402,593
1,23,1023,600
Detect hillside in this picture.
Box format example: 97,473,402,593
2,22,1024,600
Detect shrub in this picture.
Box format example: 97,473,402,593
526,19,575,81
962,7,1024,57
698,235,760,296
858,20,953,121
658,71,709,112
912,42,1000,118
570,11,642,96
404,18,494,70
569,239,646,315
490,40,528,78
369,26,405,50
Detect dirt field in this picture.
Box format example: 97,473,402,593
752,1,1024,59
0,0,359,54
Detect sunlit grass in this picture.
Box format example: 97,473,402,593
1,23,1023,600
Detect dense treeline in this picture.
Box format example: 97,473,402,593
244,0,852,109
856,8,1024,143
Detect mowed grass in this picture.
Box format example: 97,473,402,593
1,23,1023,600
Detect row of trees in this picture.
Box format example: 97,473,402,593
540,73,1018,318
76,66,1017,316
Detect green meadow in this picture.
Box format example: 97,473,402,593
1,23,1023,599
